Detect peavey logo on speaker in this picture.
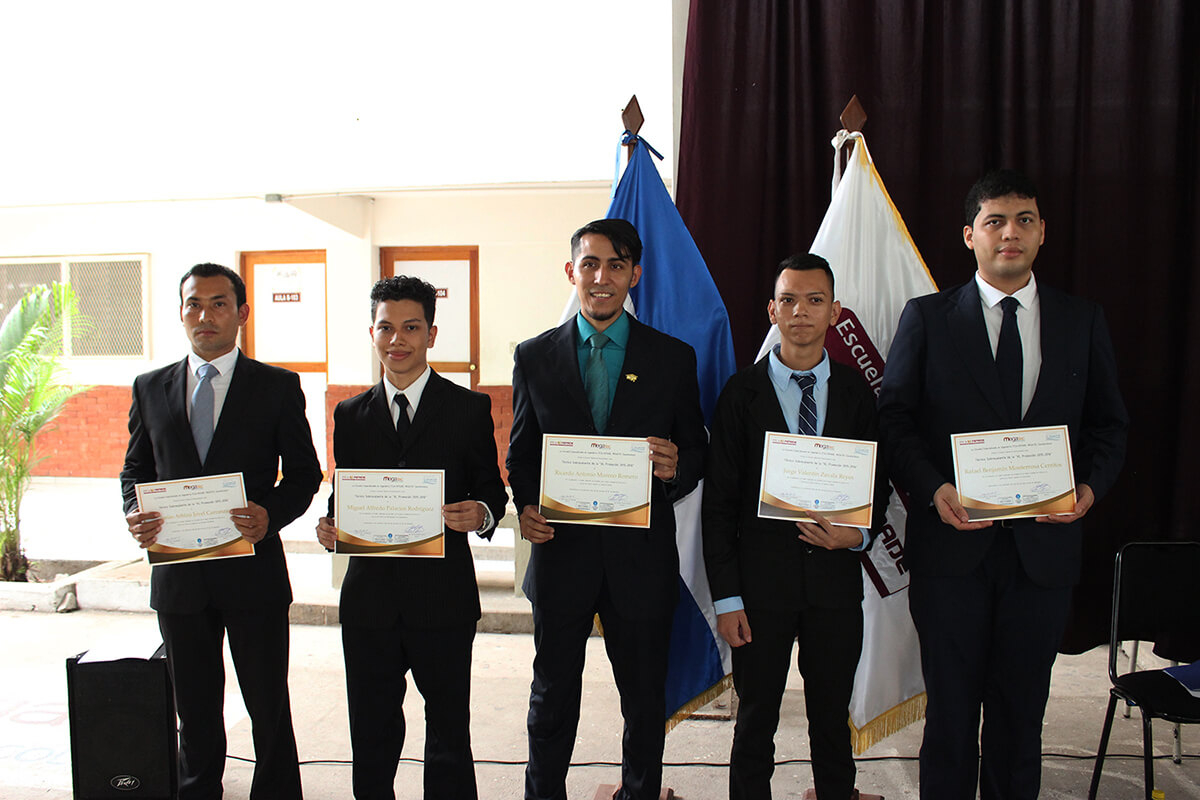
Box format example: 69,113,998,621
110,774,142,790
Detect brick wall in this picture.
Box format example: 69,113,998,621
34,383,517,482
33,386,132,477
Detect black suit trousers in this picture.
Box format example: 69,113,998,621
525,581,672,800
729,604,862,800
342,620,477,800
907,531,1072,800
158,607,300,800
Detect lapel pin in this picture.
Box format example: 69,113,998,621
625,373,638,382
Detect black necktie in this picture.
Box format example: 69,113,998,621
792,373,818,436
996,296,1023,422
393,393,410,439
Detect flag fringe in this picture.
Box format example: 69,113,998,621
849,692,927,754
665,674,734,734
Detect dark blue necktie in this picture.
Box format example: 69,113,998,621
393,393,410,439
996,296,1023,422
792,373,818,436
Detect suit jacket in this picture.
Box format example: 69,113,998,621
877,280,1128,587
330,372,509,630
507,315,708,620
703,357,890,611
120,352,323,612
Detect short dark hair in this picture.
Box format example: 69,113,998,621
369,275,436,327
570,218,643,265
774,252,835,298
179,263,246,307
964,169,1040,225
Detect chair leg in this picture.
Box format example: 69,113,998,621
1141,709,1155,800
1088,693,1119,800
1124,641,1139,718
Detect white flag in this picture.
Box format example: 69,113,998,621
759,132,936,751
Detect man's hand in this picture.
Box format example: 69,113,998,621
519,505,555,543
717,609,753,647
126,510,163,548
316,516,337,550
646,436,679,482
1037,483,1095,524
796,510,862,550
231,501,270,544
933,483,993,531
444,500,485,533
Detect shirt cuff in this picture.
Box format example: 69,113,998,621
849,527,869,551
713,596,744,615
470,501,495,535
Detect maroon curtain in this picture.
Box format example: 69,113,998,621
677,0,1200,652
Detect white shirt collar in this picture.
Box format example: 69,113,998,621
382,365,433,416
187,348,239,378
975,271,1038,310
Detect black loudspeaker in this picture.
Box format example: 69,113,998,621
66,646,178,799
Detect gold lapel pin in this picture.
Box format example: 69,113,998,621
625,373,638,382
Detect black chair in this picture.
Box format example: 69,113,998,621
1088,541,1200,799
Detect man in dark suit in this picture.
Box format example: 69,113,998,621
703,254,889,800
877,170,1128,799
315,276,508,800
507,219,708,800
121,262,323,800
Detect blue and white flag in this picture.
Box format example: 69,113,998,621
561,133,737,727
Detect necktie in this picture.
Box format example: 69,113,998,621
191,362,218,462
793,373,818,436
996,296,1023,422
394,393,410,439
585,332,611,434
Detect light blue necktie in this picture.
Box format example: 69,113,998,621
793,373,818,436
191,363,218,462
585,332,611,434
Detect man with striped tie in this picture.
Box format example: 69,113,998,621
703,253,889,800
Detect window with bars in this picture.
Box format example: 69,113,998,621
0,255,148,358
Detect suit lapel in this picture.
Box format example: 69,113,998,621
401,371,448,456
207,352,253,465
946,282,1009,422
1024,285,1065,422
162,357,191,440
548,318,592,424
607,317,659,434
746,358,790,434
365,381,403,452
823,366,853,437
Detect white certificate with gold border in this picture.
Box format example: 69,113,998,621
334,469,445,557
538,435,652,528
135,472,252,565
757,433,878,527
951,425,1076,521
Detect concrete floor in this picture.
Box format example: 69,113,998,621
4,477,1199,798
2,610,1198,799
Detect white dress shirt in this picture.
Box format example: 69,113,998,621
975,272,1042,418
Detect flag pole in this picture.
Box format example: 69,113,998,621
594,95,677,800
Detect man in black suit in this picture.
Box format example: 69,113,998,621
703,254,888,800
122,263,322,800
877,170,1128,799
315,276,508,800
507,219,708,800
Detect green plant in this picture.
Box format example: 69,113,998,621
0,284,87,581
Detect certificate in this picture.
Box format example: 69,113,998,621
757,433,878,527
334,469,445,557
951,425,1076,521
539,435,652,527
135,472,252,565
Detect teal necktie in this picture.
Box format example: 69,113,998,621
585,332,611,433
